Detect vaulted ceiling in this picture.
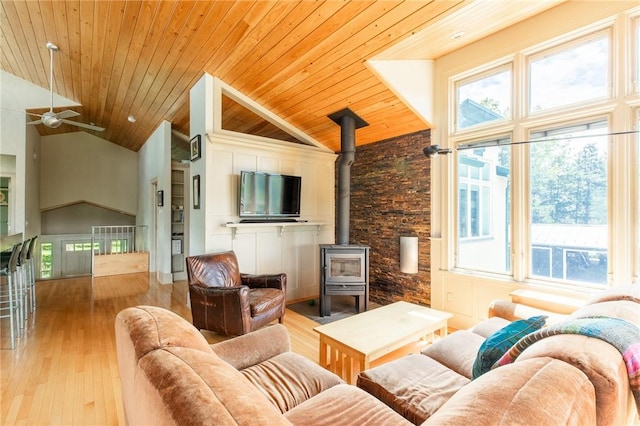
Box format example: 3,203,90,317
1,0,564,153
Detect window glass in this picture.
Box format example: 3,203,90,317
40,242,52,279
0,177,9,236
529,34,609,112
529,120,608,286
456,67,511,130
457,140,511,274
111,240,128,254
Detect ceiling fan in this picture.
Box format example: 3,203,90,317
27,42,105,132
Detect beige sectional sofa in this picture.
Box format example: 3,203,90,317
115,284,639,425
115,305,412,426
357,284,640,425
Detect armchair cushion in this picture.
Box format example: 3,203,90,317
250,288,286,317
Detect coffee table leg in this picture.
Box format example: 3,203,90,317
319,336,328,369
355,355,369,385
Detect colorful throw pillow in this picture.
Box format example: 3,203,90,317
472,315,547,379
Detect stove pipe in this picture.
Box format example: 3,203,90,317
328,108,369,245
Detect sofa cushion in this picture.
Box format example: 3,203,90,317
470,316,511,338
423,357,597,426
283,384,413,426
472,315,547,379
137,346,291,425
421,330,485,379
241,352,344,413
357,354,469,425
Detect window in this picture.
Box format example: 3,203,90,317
456,66,511,130
0,177,9,236
40,242,53,279
529,32,610,112
65,242,99,252
111,240,128,254
457,140,511,274
459,155,491,239
445,11,639,291
529,120,608,285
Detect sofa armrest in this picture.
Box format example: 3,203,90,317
241,273,287,291
488,299,567,324
212,323,291,370
516,334,634,426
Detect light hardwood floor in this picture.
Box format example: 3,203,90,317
1,273,321,425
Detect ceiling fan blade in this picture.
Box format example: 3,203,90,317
59,119,105,132
56,110,81,119
27,119,44,125
25,111,43,118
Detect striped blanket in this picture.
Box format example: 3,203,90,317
495,316,640,415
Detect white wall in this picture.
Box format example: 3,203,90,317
40,132,137,214
189,74,337,301
24,125,41,238
206,135,336,301
0,70,76,237
137,121,172,283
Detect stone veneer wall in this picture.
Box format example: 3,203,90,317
341,129,432,306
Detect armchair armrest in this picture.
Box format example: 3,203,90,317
189,285,252,335
211,324,291,370
241,273,287,291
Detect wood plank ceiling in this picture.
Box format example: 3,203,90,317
1,0,564,153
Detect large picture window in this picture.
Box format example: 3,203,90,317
446,10,638,291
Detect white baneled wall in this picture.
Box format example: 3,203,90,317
204,135,336,302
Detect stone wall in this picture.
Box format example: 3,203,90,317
341,129,432,306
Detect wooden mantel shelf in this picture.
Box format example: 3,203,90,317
223,221,326,239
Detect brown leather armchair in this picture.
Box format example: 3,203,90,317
186,250,287,335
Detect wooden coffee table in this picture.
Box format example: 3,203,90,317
314,301,453,384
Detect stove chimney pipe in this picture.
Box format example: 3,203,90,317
328,108,369,245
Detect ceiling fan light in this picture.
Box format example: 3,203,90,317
42,113,62,128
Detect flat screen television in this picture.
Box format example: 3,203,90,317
239,171,301,221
